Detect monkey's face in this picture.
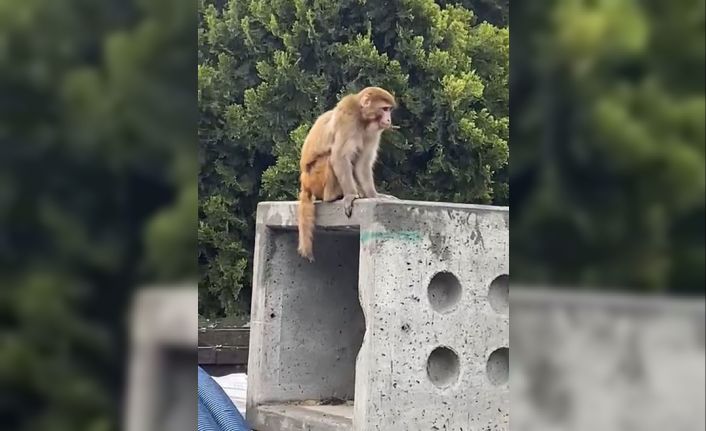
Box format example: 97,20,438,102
362,101,394,131
359,88,397,131
376,105,393,129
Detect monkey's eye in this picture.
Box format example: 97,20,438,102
382,106,392,112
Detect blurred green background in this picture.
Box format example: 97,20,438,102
1,0,196,429
511,0,704,294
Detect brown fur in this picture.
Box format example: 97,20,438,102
297,87,397,261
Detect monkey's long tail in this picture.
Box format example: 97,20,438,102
298,187,315,261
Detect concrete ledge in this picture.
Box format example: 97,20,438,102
247,200,509,430
251,405,353,431
256,198,508,229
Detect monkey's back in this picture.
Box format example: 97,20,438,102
300,110,335,171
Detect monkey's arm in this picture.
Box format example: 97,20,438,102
354,142,398,200
330,137,360,217
354,145,379,199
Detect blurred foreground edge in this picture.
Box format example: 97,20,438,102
116,284,704,431
124,286,198,431
511,287,705,431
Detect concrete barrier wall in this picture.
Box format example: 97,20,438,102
247,200,509,431
245,199,704,431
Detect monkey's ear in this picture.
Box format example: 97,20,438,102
360,94,371,107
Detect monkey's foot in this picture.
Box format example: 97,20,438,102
342,194,357,217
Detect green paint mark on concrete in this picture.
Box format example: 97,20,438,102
360,230,423,244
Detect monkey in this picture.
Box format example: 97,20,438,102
297,86,398,261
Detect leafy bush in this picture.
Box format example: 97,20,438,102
198,0,510,316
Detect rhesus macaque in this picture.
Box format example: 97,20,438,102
297,86,398,261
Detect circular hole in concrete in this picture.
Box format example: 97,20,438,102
427,346,460,388
427,272,462,313
488,274,509,314
486,347,509,386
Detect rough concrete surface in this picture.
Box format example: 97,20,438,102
125,287,197,431
254,405,353,431
511,289,705,431
247,199,509,431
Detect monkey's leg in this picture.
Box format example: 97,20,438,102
354,151,379,199
330,158,358,217
330,136,363,217
323,184,343,202
323,166,344,202
324,160,360,206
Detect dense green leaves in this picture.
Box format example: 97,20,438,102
1,0,196,429
511,0,705,292
199,0,510,316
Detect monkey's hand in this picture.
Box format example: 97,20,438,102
342,194,357,217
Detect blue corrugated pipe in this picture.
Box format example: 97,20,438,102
198,366,251,431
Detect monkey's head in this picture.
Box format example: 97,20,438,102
358,87,397,131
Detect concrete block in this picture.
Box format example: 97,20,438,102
247,199,509,430
125,286,198,431
511,289,706,431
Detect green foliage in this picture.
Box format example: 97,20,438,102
199,0,510,316
511,0,705,292
1,0,196,429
